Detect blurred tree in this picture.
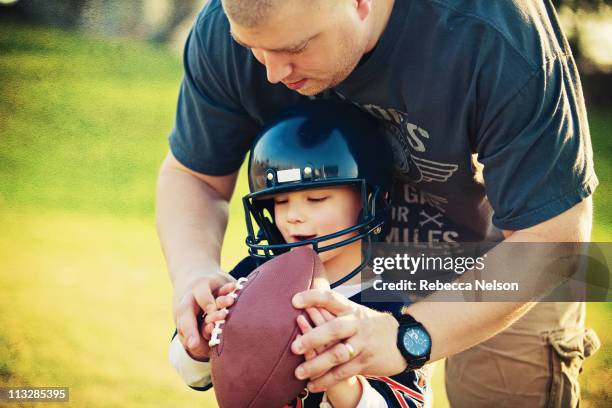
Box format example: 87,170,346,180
1,0,202,41
553,0,611,67
553,0,611,10
553,0,612,105
80,0,145,37
150,0,200,43
8,0,88,28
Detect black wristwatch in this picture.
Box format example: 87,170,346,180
396,314,432,371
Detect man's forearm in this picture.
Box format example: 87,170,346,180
405,198,592,362
406,299,534,362
156,156,236,306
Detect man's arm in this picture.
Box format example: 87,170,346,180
407,196,592,363
156,150,238,359
290,197,593,392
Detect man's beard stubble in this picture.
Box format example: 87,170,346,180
297,34,366,96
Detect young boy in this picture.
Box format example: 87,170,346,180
169,100,429,407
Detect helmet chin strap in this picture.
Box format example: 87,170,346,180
330,263,363,288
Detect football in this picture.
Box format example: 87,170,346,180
209,247,326,408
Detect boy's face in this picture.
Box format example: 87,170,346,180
272,186,363,264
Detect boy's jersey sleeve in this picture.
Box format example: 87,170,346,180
169,331,213,391
320,373,427,408
362,371,428,408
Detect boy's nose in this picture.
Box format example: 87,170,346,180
285,204,305,224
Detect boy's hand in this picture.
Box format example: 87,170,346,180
297,308,363,407
296,307,339,360
202,281,238,337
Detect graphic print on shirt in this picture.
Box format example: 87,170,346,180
359,103,459,184
385,184,461,244
327,92,470,244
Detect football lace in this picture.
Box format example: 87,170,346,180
208,277,249,347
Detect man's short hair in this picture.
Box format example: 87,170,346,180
221,0,275,28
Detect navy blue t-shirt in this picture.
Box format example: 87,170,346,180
169,0,597,242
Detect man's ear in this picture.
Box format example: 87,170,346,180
355,0,373,20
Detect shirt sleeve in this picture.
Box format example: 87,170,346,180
168,333,213,391
169,4,259,175
475,53,597,230
318,373,427,407
320,376,387,408
362,371,428,408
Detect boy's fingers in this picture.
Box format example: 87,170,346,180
292,315,357,355
297,315,313,333
217,282,236,296
204,308,229,325
296,321,318,361
216,295,235,310
203,322,215,337
306,307,326,327
320,308,335,322
304,307,341,353
298,314,330,355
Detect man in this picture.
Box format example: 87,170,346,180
156,0,599,406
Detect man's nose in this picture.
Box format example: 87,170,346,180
262,51,292,84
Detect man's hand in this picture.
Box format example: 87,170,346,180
291,289,407,393
175,275,235,361
157,151,239,360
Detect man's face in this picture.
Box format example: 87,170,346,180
227,1,370,96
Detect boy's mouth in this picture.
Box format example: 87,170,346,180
290,234,317,242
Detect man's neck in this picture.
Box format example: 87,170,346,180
365,0,395,53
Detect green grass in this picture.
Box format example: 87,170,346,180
589,108,612,240
0,23,610,407
0,24,179,217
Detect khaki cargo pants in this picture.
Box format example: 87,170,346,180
445,302,600,407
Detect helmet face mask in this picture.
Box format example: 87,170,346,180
244,179,387,257
243,100,394,286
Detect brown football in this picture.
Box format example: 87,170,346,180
209,247,326,408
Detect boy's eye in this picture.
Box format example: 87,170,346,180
308,196,328,203
274,198,288,205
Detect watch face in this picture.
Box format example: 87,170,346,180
402,327,431,357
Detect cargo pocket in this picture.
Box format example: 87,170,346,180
546,328,600,408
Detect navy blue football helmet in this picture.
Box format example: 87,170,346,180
243,100,394,287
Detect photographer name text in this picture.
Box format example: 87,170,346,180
372,279,519,292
